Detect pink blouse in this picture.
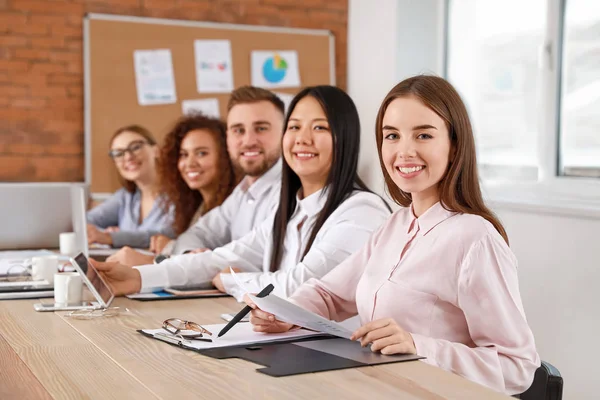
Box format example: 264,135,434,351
291,202,540,395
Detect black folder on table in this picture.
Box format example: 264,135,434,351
138,330,424,376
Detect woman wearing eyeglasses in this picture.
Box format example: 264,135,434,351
86,125,175,249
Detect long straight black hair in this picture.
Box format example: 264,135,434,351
269,85,373,272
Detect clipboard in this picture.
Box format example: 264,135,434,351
203,338,424,377
138,325,424,376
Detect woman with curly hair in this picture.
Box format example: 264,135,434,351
150,113,239,255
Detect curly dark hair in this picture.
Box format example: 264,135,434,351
159,113,239,235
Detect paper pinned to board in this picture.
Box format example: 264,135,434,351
133,49,177,106
251,50,301,89
273,91,295,113
181,98,220,118
194,39,234,93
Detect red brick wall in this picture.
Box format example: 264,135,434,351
0,0,347,182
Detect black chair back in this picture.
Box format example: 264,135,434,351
519,361,563,400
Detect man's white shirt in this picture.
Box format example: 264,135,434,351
170,160,282,254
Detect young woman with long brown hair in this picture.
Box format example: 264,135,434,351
246,76,540,396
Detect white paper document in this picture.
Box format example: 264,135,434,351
273,91,295,113
249,294,354,339
133,49,177,106
181,98,220,118
227,268,352,339
142,322,324,350
251,50,301,89
194,40,234,93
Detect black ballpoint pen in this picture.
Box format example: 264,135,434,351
217,283,275,338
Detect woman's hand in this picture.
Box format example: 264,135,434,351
150,234,171,254
350,318,416,355
87,224,112,245
212,267,241,292
243,294,294,333
106,246,154,267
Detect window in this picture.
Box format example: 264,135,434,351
447,0,547,181
560,0,600,178
447,0,600,185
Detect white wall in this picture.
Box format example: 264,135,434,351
348,0,597,398
348,0,399,196
495,206,600,400
349,0,445,200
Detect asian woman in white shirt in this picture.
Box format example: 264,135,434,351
94,86,391,299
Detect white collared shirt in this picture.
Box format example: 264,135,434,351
170,160,282,254
136,188,391,300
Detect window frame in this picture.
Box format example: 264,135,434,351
444,0,600,217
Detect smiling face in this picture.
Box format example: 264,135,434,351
177,129,219,191
283,95,333,195
110,131,158,183
226,100,283,177
381,96,453,205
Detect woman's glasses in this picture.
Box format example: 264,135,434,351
162,318,213,341
0,262,30,282
108,140,148,161
66,307,124,319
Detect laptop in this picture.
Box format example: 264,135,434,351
0,183,88,250
70,188,154,262
0,282,55,300
0,186,89,300
33,252,115,311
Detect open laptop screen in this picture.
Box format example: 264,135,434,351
72,253,114,306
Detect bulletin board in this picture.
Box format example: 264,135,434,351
84,13,335,194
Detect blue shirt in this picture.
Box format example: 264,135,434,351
87,188,175,248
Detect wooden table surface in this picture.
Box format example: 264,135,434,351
0,296,511,400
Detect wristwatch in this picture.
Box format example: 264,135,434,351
153,254,169,264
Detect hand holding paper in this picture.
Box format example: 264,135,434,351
244,293,295,334
228,268,353,339
249,293,353,339
217,283,273,338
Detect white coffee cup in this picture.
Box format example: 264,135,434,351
59,232,78,256
54,272,83,305
31,255,59,284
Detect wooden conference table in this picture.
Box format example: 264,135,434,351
0,296,511,400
